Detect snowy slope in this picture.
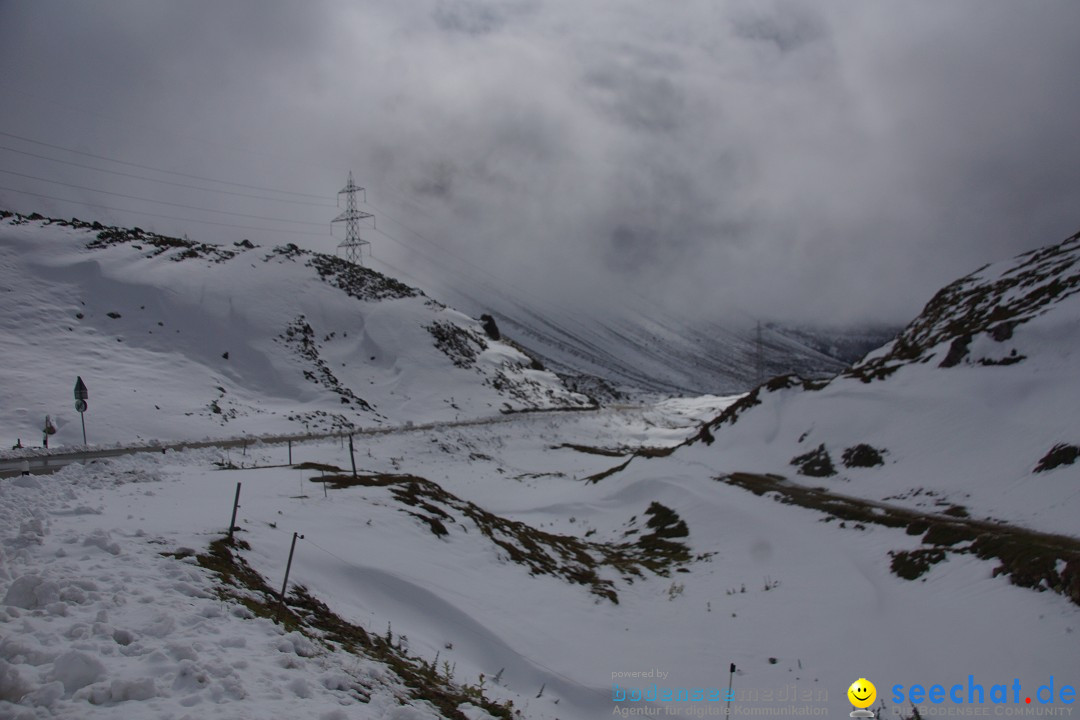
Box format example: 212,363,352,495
370,254,896,397
2,401,1077,720
0,211,591,449
682,228,1080,534
3,215,1079,720
490,306,857,396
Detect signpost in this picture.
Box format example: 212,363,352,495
74,376,88,446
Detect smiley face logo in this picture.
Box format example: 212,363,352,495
848,678,876,709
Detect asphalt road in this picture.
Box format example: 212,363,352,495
0,407,602,479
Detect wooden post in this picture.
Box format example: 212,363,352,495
280,532,303,603
349,435,357,478
726,663,736,715
288,440,292,465
227,482,242,543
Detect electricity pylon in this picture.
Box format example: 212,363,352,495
332,171,374,265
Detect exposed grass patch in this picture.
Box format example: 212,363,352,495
890,549,947,580
718,472,1080,603
499,335,546,371
556,443,628,457
294,461,345,473
190,538,303,633
316,473,425,489
90,225,238,263
427,321,487,370
905,520,930,536
582,457,633,484
613,502,694,575
276,315,373,412
790,444,837,478
1034,443,1080,473
558,443,676,459
317,473,694,601
922,523,976,546
687,375,828,442
842,444,886,468
978,353,1026,367
306,252,418,302
184,538,512,720
634,445,679,459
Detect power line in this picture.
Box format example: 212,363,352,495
363,196,613,343
0,169,325,227
0,129,328,199
0,82,343,179
0,185,327,236
366,199,554,308
369,185,766,361
0,144,335,208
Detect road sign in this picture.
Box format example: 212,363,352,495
74,377,89,446
74,376,88,400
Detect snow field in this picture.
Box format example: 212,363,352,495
5,403,1076,720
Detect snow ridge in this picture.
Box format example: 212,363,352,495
0,211,591,449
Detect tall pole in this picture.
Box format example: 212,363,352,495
726,663,736,716
349,434,357,478
74,376,89,447
227,482,242,543
280,532,304,603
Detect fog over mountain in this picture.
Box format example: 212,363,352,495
2,1,1079,327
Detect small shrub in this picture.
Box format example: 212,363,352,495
923,523,976,546
905,521,929,536
790,444,836,477
1034,444,1080,473
890,548,946,580
841,444,885,468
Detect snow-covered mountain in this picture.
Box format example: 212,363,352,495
0,211,591,449
680,227,1080,535
2,215,1078,720
364,248,898,397
489,308,885,397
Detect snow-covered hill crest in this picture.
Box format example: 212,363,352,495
0,211,591,448
683,228,1080,537
848,228,1080,381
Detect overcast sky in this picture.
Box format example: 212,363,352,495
2,1,1079,326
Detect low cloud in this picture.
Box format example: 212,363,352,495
2,0,1079,326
